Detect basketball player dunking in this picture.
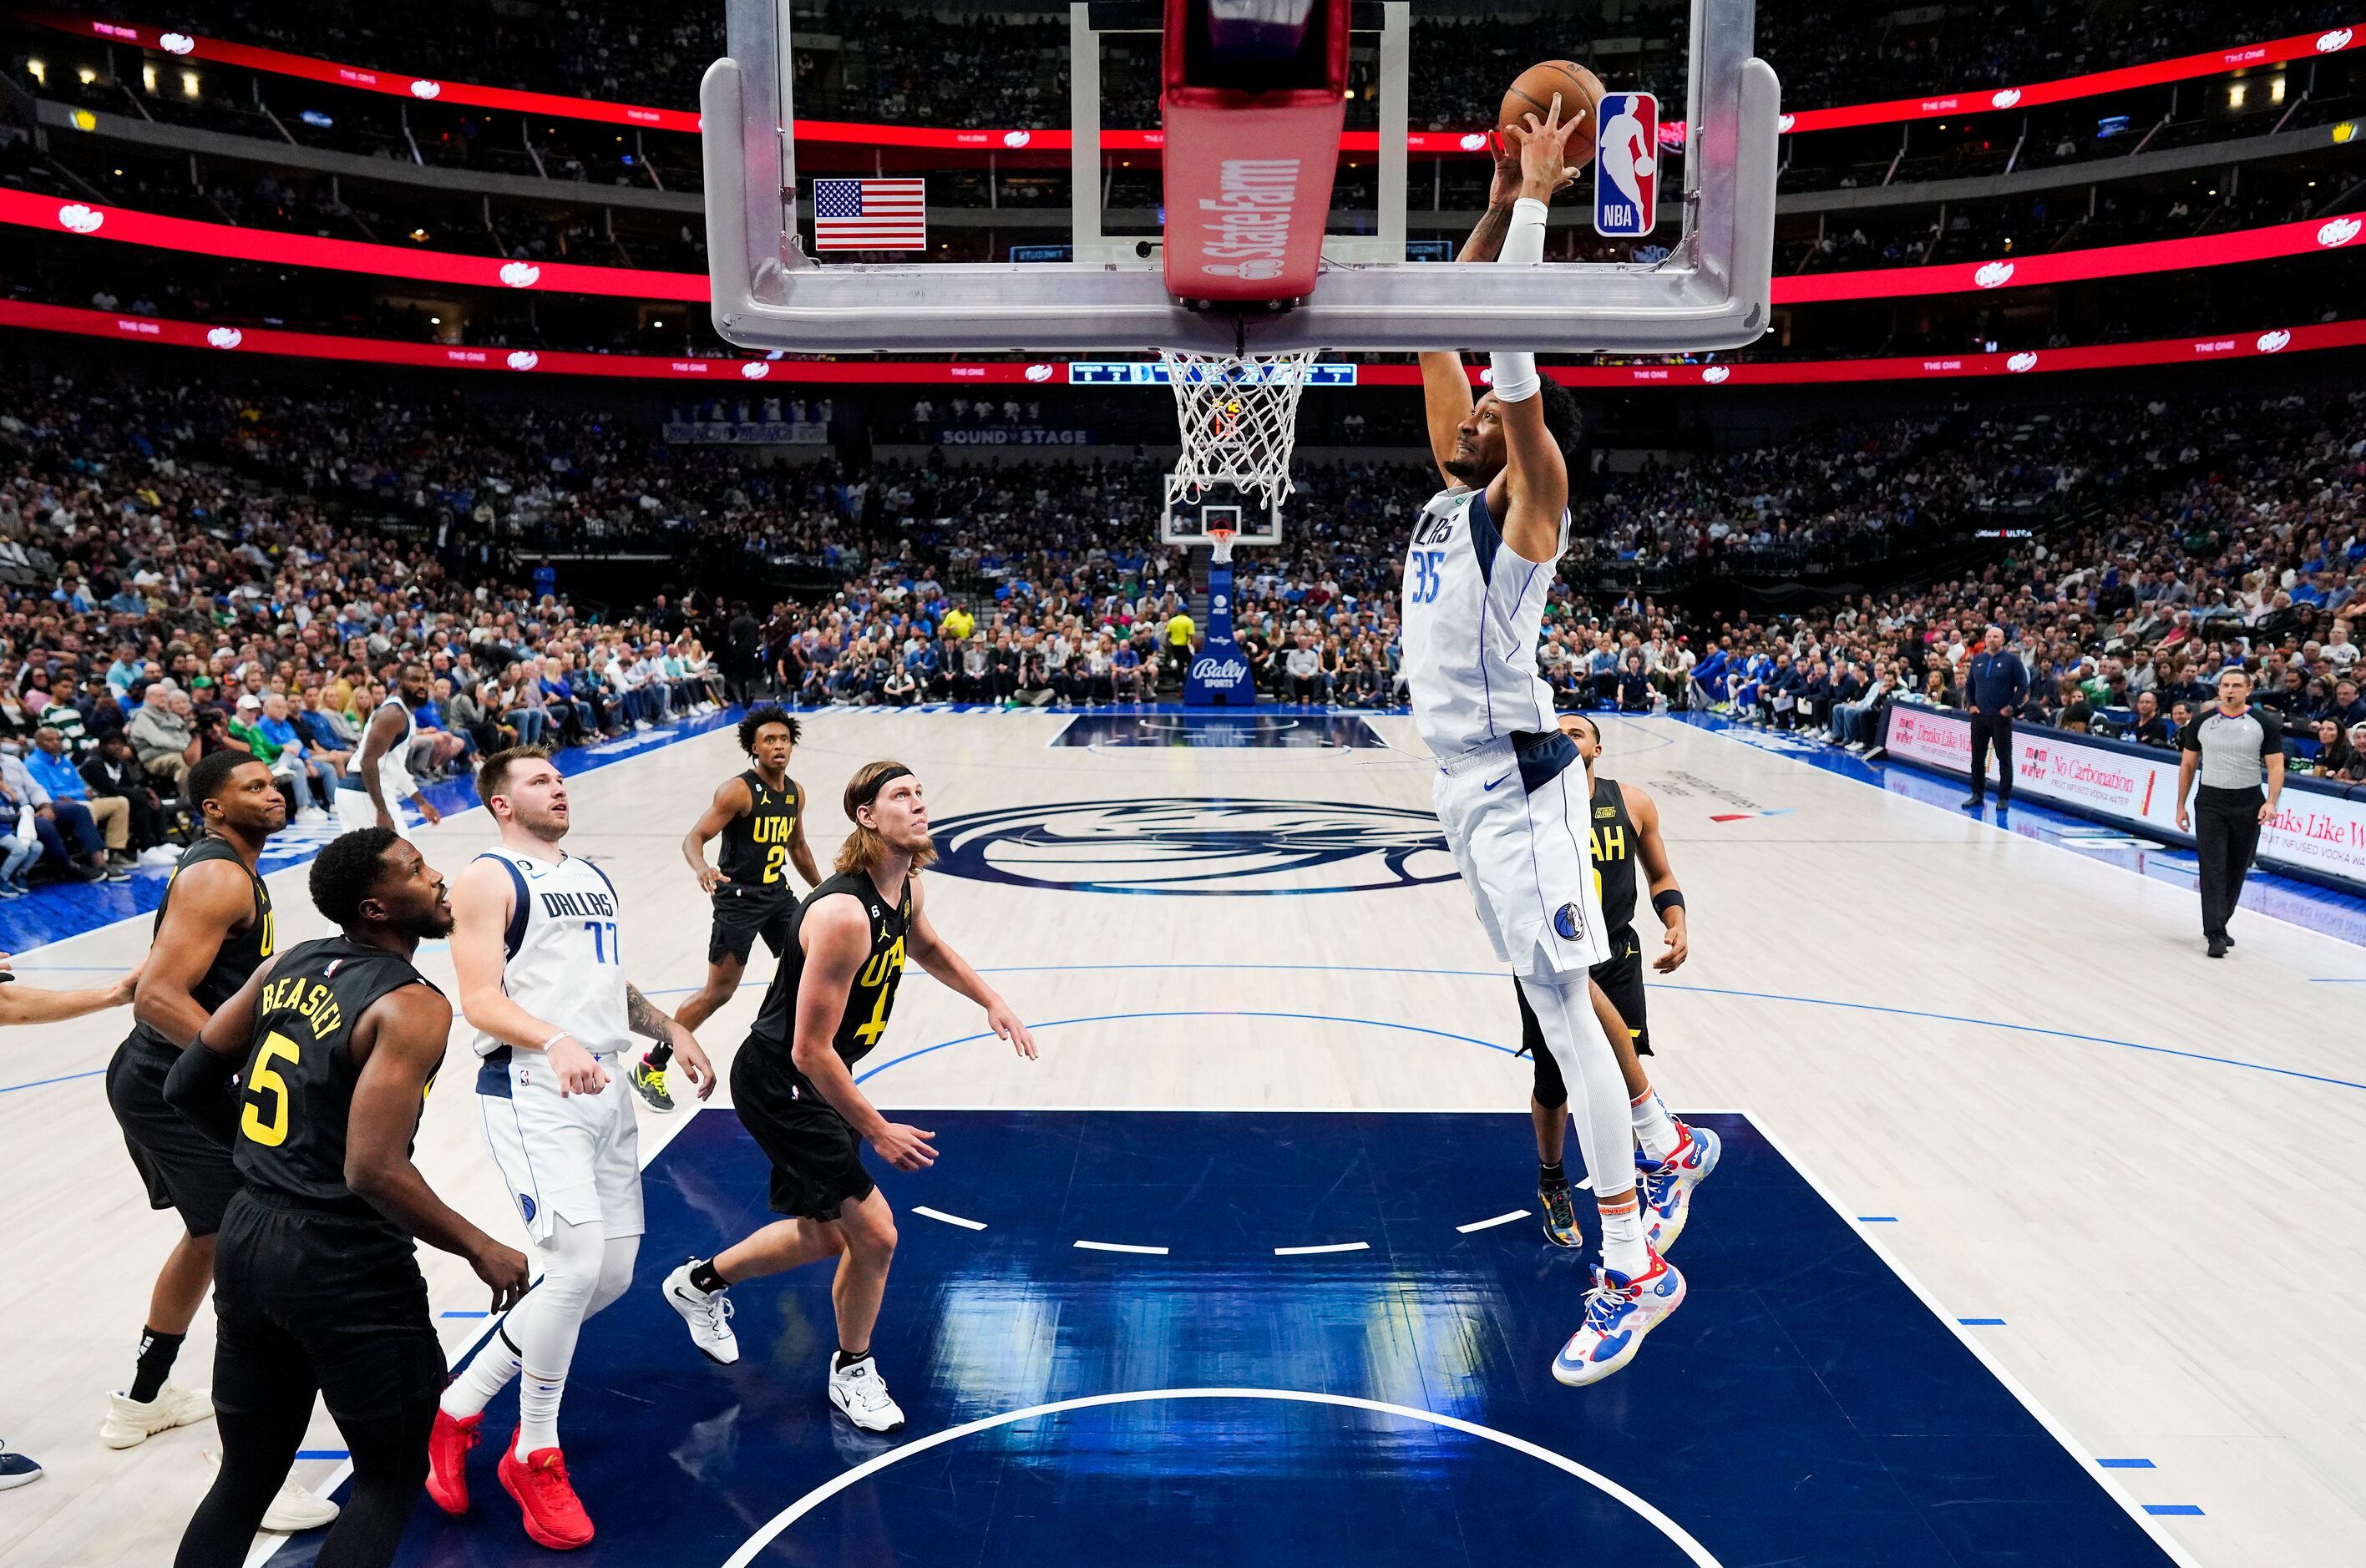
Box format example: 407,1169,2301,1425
428,747,714,1550
628,706,819,1112
1514,713,1718,1252
339,662,445,833
163,830,529,1568
103,752,334,1530
1406,96,1683,1386
660,761,1036,1434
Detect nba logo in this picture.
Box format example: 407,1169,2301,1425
1593,92,1659,239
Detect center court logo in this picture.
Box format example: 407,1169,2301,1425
926,797,1456,895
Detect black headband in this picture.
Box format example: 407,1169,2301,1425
851,765,914,813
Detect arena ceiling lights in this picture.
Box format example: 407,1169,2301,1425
23,7,2363,149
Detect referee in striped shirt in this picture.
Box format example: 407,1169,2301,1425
2174,668,2284,959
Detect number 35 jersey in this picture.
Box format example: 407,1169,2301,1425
469,848,631,1060
235,936,439,1204
1401,484,1570,760
745,871,910,1098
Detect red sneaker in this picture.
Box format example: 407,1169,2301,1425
496,1433,595,1550
424,1409,479,1516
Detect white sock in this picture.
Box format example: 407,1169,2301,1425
440,1338,521,1421
1598,1196,1650,1281
516,1368,566,1458
1630,1086,1680,1166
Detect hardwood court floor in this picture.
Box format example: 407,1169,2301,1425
0,709,2358,1565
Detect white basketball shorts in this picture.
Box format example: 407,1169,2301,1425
473,1046,644,1243
334,780,418,832
1431,731,1612,977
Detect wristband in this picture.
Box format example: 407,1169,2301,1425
540,1029,571,1053
1502,196,1548,265
1652,889,1687,918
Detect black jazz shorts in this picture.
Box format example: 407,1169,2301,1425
711,887,796,967
730,1044,876,1221
108,1036,243,1237
1522,928,1652,1110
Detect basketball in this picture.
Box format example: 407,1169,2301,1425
1501,58,1605,166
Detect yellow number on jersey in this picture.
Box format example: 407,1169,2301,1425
850,937,906,1047
763,845,787,885
241,1031,300,1147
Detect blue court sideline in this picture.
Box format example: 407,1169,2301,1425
271,1110,2174,1568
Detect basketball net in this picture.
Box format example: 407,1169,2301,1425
1206,524,1238,565
1159,346,1320,513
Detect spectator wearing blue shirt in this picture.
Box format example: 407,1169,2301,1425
1963,625,2029,811
256,693,334,816
13,733,124,878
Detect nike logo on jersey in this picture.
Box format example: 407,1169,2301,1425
1482,772,1512,791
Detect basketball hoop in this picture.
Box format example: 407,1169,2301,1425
1206,524,1239,565
1159,346,1321,513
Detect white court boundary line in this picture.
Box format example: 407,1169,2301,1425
717,1385,1724,1568
1740,1109,2202,1568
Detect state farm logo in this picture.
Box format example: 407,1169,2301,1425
1974,260,2015,288
1700,366,1730,384
205,327,242,349
1025,363,1055,382
56,204,104,234
1991,89,2022,109
2318,216,2362,248
2005,351,2039,372
158,32,195,54
505,350,539,370
409,79,441,99
739,361,770,380
498,261,540,288
1776,114,1795,133
2319,28,2354,52
2257,330,2291,353
1002,129,1031,149
1459,132,1488,151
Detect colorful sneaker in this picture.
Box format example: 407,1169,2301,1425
1637,1152,1692,1253
626,1058,676,1113
827,1355,906,1434
1551,1249,1686,1388
662,1262,741,1365
497,1434,595,1550
425,1408,480,1515
1664,1118,1721,1192
1538,1181,1580,1249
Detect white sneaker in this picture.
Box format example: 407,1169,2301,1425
296,807,330,823
201,1449,342,1530
138,845,182,866
827,1355,904,1433
100,1385,213,1448
661,1262,740,1365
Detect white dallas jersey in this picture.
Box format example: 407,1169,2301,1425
346,696,416,789
470,847,631,1060
1401,484,1568,758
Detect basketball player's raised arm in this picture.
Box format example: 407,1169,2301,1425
905,880,1036,1060
1418,137,1524,482
161,951,281,1146
346,984,531,1310
682,777,752,893
448,856,609,1095
789,898,934,1168
1493,98,1586,565
134,861,261,1049
1624,782,1689,972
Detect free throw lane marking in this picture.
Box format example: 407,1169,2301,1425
1456,1210,1530,1233
1074,1239,1168,1256
912,1206,987,1231
1274,1242,1369,1256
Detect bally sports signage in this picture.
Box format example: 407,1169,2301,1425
1883,706,2366,894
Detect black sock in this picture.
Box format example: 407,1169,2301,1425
1538,1161,1568,1191
645,1043,674,1070
687,1257,727,1294
130,1326,185,1403
833,1348,869,1372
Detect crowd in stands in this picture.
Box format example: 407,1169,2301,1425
0,358,2356,907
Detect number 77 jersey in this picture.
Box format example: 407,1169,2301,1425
236,936,442,1203
469,847,632,1060
1401,483,1571,761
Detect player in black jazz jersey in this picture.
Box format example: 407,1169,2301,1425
101,753,293,1463
658,761,1036,1433
628,706,818,1112
1514,715,1721,1252
164,828,529,1568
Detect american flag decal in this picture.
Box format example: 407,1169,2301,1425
812,179,928,251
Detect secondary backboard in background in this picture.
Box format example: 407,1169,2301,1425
703,0,1778,356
